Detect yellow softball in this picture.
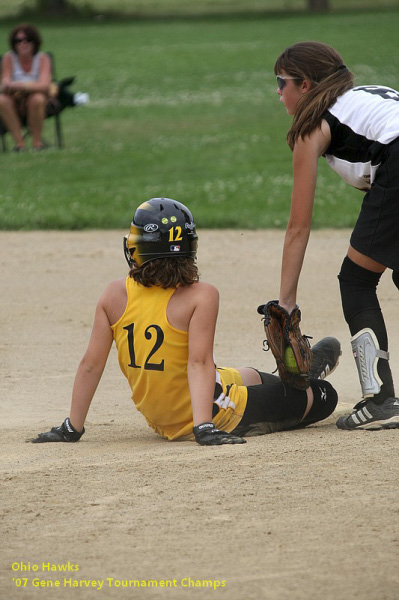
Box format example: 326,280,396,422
284,346,300,374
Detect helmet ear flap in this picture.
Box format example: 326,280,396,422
123,235,134,268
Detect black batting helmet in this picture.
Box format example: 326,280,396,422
124,198,198,267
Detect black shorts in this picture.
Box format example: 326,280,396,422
351,138,399,270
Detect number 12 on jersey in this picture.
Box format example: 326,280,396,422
124,322,165,371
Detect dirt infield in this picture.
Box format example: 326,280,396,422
1,230,398,600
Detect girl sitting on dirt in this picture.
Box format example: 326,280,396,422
31,197,338,446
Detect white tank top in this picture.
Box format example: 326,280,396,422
10,51,41,83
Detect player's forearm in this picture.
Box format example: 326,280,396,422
279,225,310,311
187,362,216,426
69,363,104,432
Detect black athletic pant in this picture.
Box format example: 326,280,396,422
230,373,338,436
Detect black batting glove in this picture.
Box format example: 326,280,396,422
30,418,84,443
193,422,246,446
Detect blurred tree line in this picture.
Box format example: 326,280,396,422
36,0,332,14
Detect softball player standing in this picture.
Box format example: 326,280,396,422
273,41,399,430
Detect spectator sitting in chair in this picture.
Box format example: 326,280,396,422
0,23,51,152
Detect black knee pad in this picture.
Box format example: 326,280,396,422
393,270,399,291
303,380,338,425
338,256,382,323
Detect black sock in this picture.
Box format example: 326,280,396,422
338,257,394,404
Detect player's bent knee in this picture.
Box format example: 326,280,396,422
338,256,382,323
305,380,338,424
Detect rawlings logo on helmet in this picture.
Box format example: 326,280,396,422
144,223,159,233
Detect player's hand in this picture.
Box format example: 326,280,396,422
193,422,246,446
30,418,84,443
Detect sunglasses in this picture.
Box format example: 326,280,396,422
276,75,302,91
14,37,31,44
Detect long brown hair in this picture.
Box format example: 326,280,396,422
274,41,354,149
130,256,199,288
9,23,42,55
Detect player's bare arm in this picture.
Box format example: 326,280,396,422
168,281,246,445
30,283,119,442
186,282,219,426
167,281,219,425
279,122,330,312
68,284,117,432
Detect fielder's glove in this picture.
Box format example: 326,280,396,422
30,418,84,443
193,422,246,446
257,300,313,390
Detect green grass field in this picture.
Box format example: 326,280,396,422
1,10,399,229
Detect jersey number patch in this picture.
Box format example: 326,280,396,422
124,322,165,371
355,85,399,101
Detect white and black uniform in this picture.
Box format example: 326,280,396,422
323,85,399,269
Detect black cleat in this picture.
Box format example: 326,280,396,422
309,337,341,380
336,397,399,430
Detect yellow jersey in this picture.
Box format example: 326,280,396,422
111,277,247,440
